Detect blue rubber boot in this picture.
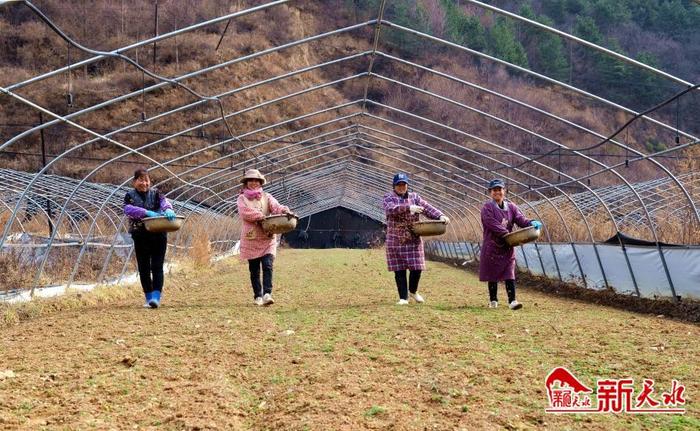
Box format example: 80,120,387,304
149,290,161,308
143,291,153,308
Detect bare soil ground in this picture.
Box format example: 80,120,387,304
1,249,698,430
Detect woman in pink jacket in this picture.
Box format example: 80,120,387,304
236,169,292,306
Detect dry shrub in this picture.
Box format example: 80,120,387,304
189,226,212,268
0,253,33,292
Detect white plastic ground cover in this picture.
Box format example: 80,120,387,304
429,241,700,300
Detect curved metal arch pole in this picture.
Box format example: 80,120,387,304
164,121,363,200
68,196,118,238
106,205,232,286
360,113,604,241
165,127,364,209
368,83,659,287
154,101,365,193
206,115,591,286
363,115,629,289
175,128,360,201
176,139,363,215
250,147,487,242
167,150,352,223
95,216,132,286
381,20,699,143
276,173,443,227
361,111,613,287
0,200,28,235
4,185,95,243
37,94,369,276
3,50,372,173
338,161,478,239
82,198,219,287
262,172,387,220
371,76,686,233
64,199,136,289
296,196,381,220
180,133,479,231
153,137,364,256
359,0,389,111
371,71,700,225
3,22,376,149
166,140,379,254
235,157,380,216
536,137,700,295
57,71,369,257
0,87,226,249
59,198,106,239
160,112,369,199
355,128,574,233
165,135,365,250
343,147,521,264
182,130,485,216
353,135,497,235
182,114,573,235
261,160,475,238
207,149,470,223
0,192,67,237
374,50,699,222
354,132,580,282
7,0,296,91
339,162,479,253
547,138,700,191
534,139,700,296
365,100,661,248
0,102,228,294
18,1,316,165
357,125,562,258
257,143,482,240
465,0,695,88
0,195,63,238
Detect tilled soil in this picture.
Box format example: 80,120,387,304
1,249,698,430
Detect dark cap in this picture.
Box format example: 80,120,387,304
393,172,409,186
488,179,505,190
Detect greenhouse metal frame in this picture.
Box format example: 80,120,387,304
1,0,698,300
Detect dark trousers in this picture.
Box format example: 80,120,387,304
132,231,167,294
394,270,422,300
249,254,274,298
488,280,516,303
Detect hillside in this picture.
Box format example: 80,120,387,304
1,0,698,193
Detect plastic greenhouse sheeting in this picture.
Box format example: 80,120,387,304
429,241,700,300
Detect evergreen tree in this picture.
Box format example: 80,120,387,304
442,0,487,51
487,17,529,68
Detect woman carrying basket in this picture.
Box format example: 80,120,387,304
479,179,542,310
236,169,293,306
123,168,177,309
383,173,449,305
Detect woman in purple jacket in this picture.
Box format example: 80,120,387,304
123,168,176,308
383,173,449,305
479,179,542,310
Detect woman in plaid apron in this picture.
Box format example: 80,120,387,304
382,173,449,305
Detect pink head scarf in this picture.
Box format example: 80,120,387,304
243,187,263,200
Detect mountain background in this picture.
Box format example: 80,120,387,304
1,0,698,194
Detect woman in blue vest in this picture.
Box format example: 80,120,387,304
123,168,176,308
